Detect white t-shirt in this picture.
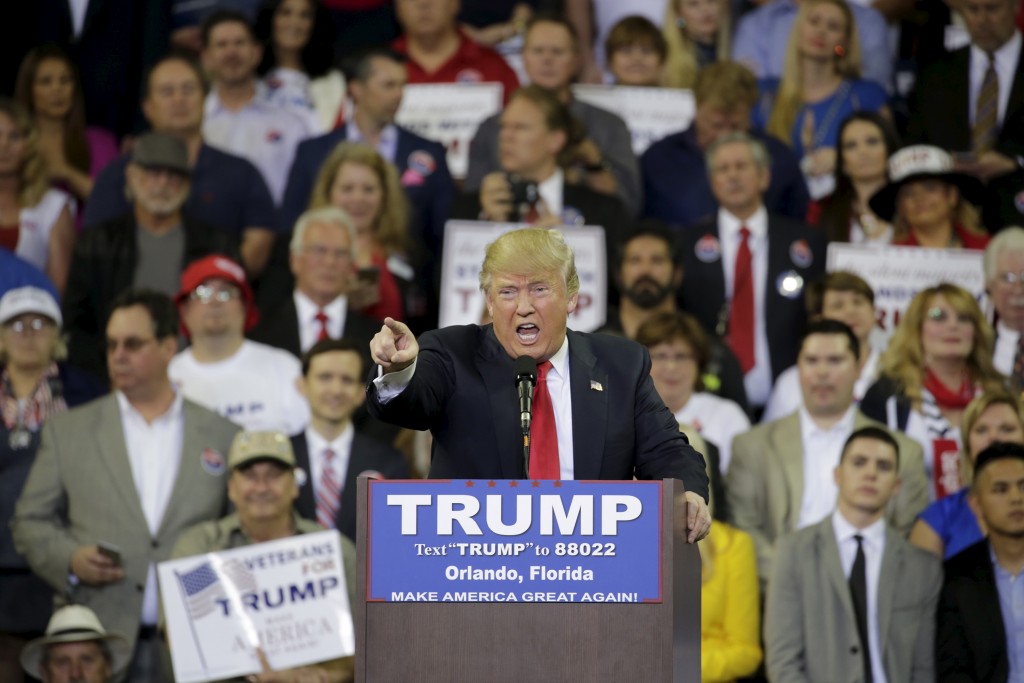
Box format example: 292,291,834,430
169,340,309,434
17,188,74,271
674,392,750,474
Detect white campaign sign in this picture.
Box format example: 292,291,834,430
826,243,988,335
158,530,353,683
439,220,607,331
394,83,503,179
571,85,694,155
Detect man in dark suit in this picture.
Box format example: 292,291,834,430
906,0,1024,230
680,132,826,409
937,442,1024,682
249,207,379,362
641,61,809,229
367,227,712,543
451,84,628,280
281,47,453,255
293,339,409,542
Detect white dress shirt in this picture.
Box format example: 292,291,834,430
346,120,399,163
536,168,565,220
203,85,313,204
970,31,1022,128
718,206,772,406
115,390,184,626
294,291,349,354
995,321,1020,376
374,336,577,478
68,0,89,37
832,511,889,683
798,405,858,528
306,423,355,507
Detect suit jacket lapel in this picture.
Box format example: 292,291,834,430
285,299,303,357
819,520,858,624
568,332,608,480
877,528,900,652
476,327,522,479
952,50,972,150
1005,51,1024,131
94,395,148,524
772,414,804,530
159,401,215,536
292,434,316,519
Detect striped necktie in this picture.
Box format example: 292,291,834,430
316,448,340,529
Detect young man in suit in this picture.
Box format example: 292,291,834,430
12,289,240,683
765,426,942,683
293,338,409,542
937,442,1024,681
368,227,712,543
679,132,825,409
728,320,928,583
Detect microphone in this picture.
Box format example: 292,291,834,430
514,355,537,434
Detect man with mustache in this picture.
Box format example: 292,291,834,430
728,320,928,586
63,133,238,383
678,132,825,410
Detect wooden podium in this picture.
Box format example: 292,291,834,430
354,478,701,682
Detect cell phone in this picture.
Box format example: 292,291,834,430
97,541,122,567
357,266,380,285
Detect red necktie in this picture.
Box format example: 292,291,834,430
729,226,756,373
315,310,330,342
529,361,560,479
523,200,540,224
316,448,340,529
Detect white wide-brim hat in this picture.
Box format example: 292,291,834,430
20,605,132,678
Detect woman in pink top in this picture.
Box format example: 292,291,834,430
14,45,119,219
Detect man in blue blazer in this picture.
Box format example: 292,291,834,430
281,47,453,259
366,228,711,543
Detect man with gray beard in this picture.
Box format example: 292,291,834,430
599,219,749,413
63,132,239,383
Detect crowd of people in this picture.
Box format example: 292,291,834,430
3,0,1024,681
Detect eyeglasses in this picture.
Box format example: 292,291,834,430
303,245,351,261
4,317,54,336
189,284,240,304
926,307,973,324
996,271,1024,287
106,336,156,353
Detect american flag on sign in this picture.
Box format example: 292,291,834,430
176,562,225,619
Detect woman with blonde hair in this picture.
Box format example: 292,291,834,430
752,0,889,199
861,284,1005,500
662,0,732,89
308,142,413,322
909,389,1024,559
0,98,74,294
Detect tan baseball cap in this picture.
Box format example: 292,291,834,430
228,431,296,470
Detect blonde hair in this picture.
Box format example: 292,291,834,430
765,0,862,146
479,229,580,298
307,142,409,255
891,183,987,242
959,390,1024,485
878,284,1002,407
0,98,48,208
662,0,733,89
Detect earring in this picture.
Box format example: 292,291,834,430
834,44,846,58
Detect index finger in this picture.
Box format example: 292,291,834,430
383,317,410,335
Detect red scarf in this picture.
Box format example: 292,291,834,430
923,367,976,409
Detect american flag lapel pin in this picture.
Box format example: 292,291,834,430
590,380,603,392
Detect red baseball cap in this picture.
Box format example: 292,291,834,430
174,255,260,335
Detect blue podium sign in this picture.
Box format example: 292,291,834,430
366,480,663,603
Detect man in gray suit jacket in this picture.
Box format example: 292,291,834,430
12,289,240,683
765,427,942,683
728,321,928,584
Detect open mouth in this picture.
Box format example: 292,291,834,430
516,323,540,344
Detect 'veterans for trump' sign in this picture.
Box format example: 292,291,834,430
366,480,663,603
158,531,354,683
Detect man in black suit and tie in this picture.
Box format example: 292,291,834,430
293,338,409,542
680,132,826,409
250,207,379,363
937,442,1024,681
367,227,711,542
907,0,1024,230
